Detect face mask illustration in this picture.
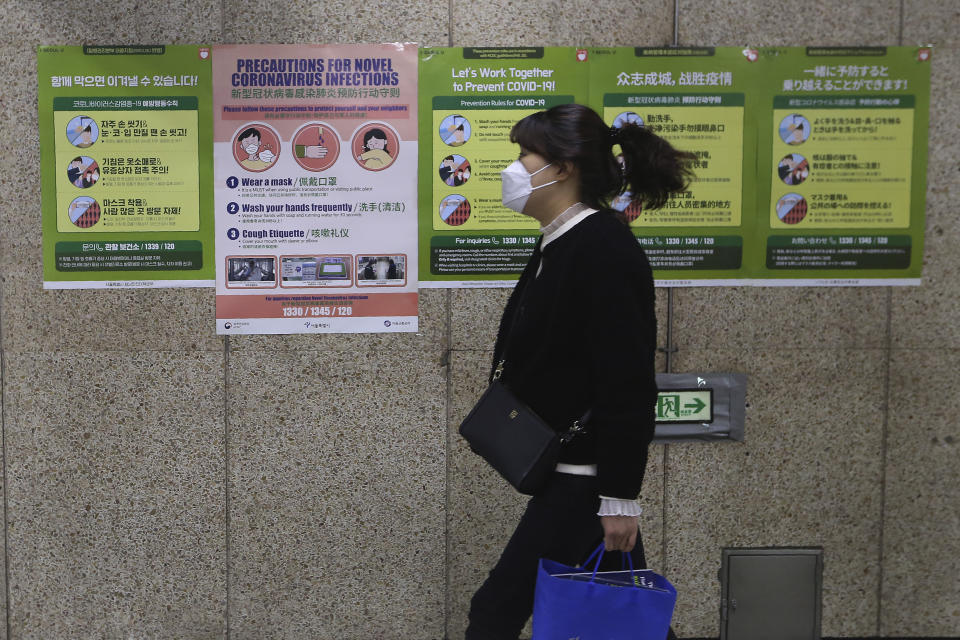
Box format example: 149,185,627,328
500,160,556,213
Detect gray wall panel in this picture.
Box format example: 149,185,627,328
227,348,446,639
667,348,886,638
882,348,960,635
3,351,226,639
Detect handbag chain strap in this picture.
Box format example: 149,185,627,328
494,359,590,443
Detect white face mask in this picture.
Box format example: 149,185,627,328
501,160,557,213
243,143,259,155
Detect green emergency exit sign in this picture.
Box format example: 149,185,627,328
656,389,713,423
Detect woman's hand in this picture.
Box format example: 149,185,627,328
601,515,638,552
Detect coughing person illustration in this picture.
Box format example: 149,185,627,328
356,128,393,169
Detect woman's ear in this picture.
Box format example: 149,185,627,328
554,161,578,182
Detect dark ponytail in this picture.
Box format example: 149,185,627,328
615,123,695,210
509,103,695,214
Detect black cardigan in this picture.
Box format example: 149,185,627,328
490,210,658,499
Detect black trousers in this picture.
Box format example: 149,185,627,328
466,473,677,640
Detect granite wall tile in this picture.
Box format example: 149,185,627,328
451,287,669,351
921,46,959,198
223,0,449,45
35,1,222,44
1,4,224,352
227,348,446,639
891,46,960,348
677,0,899,46
449,288,513,351
0,6,42,252
672,287,890,352
452,0,673,47
1,240,221,352
891,193,959,349
2,1,220,246
640,444,666,573
881,348,960,636
0,4,41,124
3,351,226,639
0,387,6,640
665,348,886,638
902,0,960,46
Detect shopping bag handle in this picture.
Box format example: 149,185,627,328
583,543,638,587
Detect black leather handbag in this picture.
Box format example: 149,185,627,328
459,360,588,495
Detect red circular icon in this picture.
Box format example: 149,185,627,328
292,122,340,172
352,123,399,171
233,124,281,172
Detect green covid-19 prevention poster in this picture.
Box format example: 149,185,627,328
38,45,214,289
418,47,590,287
418,46,931,287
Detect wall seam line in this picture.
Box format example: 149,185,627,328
876,286,894,636
224,336,232,640
447,0,454,47
897,0,905,46
442,288,453,640
877,11,904,631
1,345,11,640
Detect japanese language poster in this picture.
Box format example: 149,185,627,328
753,46,929,284
38,45,214,288
417,46,930,287
213,44,418,334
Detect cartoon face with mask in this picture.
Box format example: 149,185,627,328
239,128,261,159
236,126,279,172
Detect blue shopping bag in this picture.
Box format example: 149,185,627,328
532,543,676,640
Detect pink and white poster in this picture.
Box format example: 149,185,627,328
213,44,418,334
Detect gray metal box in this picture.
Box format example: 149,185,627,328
720,547,823,640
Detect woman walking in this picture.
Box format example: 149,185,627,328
465,103,693,640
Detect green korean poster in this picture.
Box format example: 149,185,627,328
38,45,214,288
418,47,590,287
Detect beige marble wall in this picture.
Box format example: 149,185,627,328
1,2,227,639
882,2,960,634
0,1,956,639
3,352,226,639
226,347,446,639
